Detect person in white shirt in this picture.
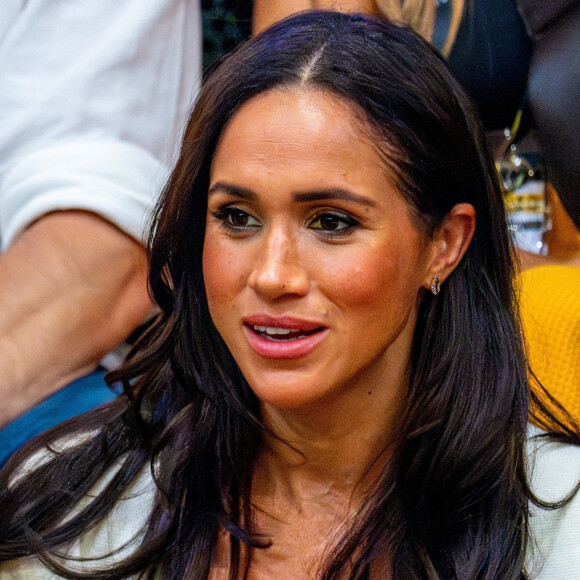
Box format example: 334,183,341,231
0,0,202,462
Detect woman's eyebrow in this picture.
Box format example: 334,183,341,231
292,188,377,207
208,182,256,199
208,183,377,208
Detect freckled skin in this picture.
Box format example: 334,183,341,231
202,88,438,425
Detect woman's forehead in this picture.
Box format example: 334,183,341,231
211,86,397,173
211,90,385,176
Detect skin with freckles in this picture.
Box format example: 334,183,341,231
203,88,442,433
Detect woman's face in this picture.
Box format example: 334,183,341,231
203,88,438,415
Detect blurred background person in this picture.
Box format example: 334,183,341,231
0,0,202,464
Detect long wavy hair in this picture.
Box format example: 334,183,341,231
0,11,577,580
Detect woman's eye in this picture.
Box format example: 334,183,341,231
309,213,358,234
213,207,261,230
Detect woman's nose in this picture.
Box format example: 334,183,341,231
247,227,309,299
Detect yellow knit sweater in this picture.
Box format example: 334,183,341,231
518,265,580,422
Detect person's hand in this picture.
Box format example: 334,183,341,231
0,210,153,427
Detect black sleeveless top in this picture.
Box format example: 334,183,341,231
434,0,533,131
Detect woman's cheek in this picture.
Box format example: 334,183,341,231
203,236,239,305
318,250,393,307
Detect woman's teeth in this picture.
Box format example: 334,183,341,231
253,326,299,335
252,326,305,340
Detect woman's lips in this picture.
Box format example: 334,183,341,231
242,318,328,359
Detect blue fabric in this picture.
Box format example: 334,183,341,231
0,369,115,467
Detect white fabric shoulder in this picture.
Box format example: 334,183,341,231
3,427,579,578
0,0,202,249
0,458,156,579
525,425,580,578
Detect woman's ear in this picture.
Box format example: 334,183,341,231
424,203,476,291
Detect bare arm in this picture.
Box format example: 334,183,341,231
0,211,152,427
253,0,380,34
0,0,201,428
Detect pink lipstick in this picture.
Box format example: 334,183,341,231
243,315,327,359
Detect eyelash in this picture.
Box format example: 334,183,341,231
211,206,360,238
212,207,261,233
307,212,360,237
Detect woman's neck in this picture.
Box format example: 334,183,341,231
255,359,409,500
255,416,394,504
249,381,406,543
211,383,405,579
216,356,410,578
237,425,395,579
